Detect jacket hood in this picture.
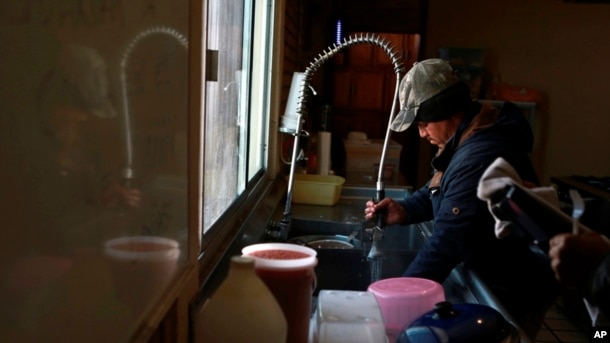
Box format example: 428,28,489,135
432,101,535,171
473,101,534,152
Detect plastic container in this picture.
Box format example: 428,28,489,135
367,277,445,342
194,256,287,343
241,243,318,269
344,138,401,171
344,138,400,184
313,290,387,343
242,243,318,343
290,174,345,206
104,236,181,312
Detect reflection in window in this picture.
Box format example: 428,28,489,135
0,2,191,340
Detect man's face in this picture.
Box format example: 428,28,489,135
417,117,460,150
50,105,89,146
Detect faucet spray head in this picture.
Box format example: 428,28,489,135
367,226,384,261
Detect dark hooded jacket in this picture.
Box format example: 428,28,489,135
396,101,560,334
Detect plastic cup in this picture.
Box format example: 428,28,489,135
104,236,180,312
242,243,317,343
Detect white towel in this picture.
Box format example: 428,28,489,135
477,157,560,239
478,158,609,327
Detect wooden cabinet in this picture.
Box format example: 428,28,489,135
331,32,420,140
331,70,386,140
333,70,384,111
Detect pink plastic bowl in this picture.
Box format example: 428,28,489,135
367,277,445,340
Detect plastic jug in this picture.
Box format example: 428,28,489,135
195,256,287,343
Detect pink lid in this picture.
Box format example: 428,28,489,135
367,277,443,299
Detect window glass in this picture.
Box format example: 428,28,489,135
203,0,269,231
0,1,190,340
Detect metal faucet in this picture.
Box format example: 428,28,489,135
119,26,188,184
275,33,405,245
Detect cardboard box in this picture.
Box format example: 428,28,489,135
344,139,401,183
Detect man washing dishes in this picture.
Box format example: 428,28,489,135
364,59,560,340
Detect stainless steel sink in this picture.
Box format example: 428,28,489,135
310,248,420,295
288,217,427,251
340,185,410,199
289,217,362,237
288,234,362,249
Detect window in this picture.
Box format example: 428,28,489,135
202,0,273,232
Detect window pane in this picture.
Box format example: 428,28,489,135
248,0,272,180
203,0,253,230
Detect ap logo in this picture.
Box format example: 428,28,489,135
592,328,610,341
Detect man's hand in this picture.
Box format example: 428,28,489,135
102,183,142,208
364,197,408,226
549,232,610,289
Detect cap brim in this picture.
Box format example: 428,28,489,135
392,73,418,132
89,98,117,119
390,107,417,132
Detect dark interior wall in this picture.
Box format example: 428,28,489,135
341,0,426,34
425,0,610,182
280,0,303,113
293,0,610,184
280,0,335,129
288,0,427,109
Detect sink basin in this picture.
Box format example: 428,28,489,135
287,218,427,251
288,235,362,249
313,249,419,295
275,217,429,294
340,185,410,199
289,217,362,237
271,186,429,295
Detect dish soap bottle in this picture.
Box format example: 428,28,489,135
195,256,287,343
